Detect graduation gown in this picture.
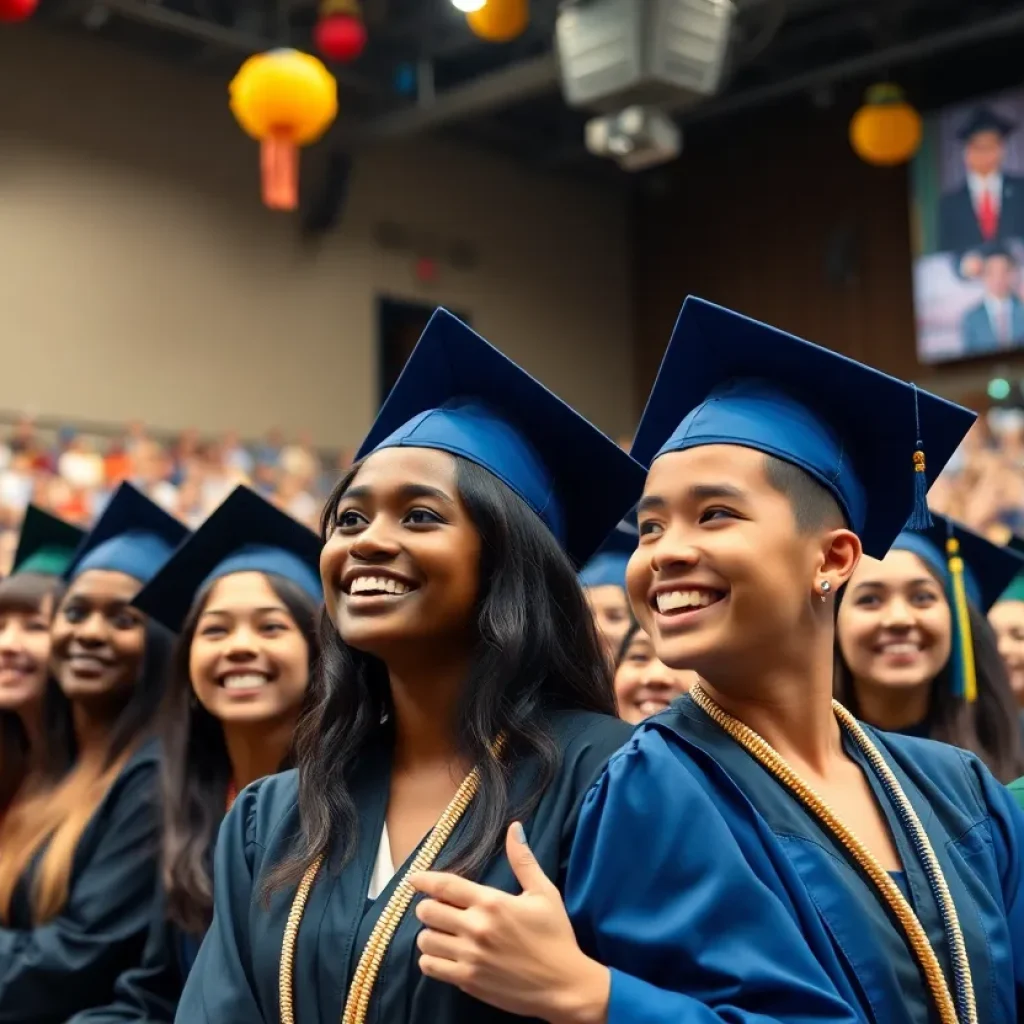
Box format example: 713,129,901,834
0,740,161,1023
66,881,202,1023
175,709,632,1023
566,696,1024,1023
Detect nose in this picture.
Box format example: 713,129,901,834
74,611,110,647
0,621,22,653
349,516,403,563
224,623,260,661
649,528,700,575
879,596,914,629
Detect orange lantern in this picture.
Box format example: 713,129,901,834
467,0,529,43
229,49,338,211
849,84,922,167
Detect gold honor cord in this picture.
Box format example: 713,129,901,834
279,737,506,1024
689,684,976,1024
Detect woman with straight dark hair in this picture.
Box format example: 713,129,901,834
0,483,187,1022
0,506,83,824
834,516,1024,782
175,309,643,1023
71,485,322,1023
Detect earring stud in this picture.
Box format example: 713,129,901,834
819,579,832,603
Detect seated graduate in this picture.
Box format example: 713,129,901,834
174,308,643,1024
0,507,84,826
579,518,637,661
613,620,696,724
835,515,1024,780
0,483,188,1022
410,297,1024,1024
68,485,322,1023
988,549,1024,711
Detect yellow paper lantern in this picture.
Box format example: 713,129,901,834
229,49,338,210
849,84,922,167
467,0,528,43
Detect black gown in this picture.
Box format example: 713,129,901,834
175,710,632,1024
0,740,161,1023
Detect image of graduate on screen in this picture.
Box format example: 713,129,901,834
911,90,1024,362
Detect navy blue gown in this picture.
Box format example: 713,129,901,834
0,741,161,1023
175,710,632,1023
566,696,1024,1023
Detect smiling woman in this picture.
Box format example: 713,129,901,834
0,483,186,1022
66,485,323,1024
174,308,645,1024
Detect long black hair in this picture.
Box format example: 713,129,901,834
161,573,319,934
834,572,1024,782
266,455,616,894
0,573,66,814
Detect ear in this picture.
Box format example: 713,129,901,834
819,528,862,590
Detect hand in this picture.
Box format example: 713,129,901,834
961,251,983,278
410,823,609,1024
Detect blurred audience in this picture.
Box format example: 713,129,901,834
0,418,342,576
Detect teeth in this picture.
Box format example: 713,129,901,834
223,674,268,690
879,642,920,655
349,576,411,596
656,590,718,613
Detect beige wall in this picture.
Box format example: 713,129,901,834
0,28,632,447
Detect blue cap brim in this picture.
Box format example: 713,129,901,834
133,485,322,632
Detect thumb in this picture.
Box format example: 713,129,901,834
506,822,554,895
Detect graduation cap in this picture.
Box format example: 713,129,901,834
999,534,1024,604
133,485,322,632
355,308,646,567
957,107,1016,142
978,240,1017,264
64,482,190,586
579,515,638,589
892,515,1024,702
11,505,85,577
630,297,976,558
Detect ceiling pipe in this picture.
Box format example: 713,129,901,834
679,5,1024,126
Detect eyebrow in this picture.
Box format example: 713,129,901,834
200,605,290,618
340,483,456,505
852,578,937,592
638,483,747,514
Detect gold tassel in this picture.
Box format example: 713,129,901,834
946,537,977,703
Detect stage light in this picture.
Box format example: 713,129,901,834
452,0,486,12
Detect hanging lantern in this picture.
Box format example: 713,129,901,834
849,84,922,167
467,0,529,43
314,0,367,63
0,0,37,23
229,49,338,212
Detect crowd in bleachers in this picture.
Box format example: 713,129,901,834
0,416,348,576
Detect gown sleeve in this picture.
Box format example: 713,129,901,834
564,731,862,1024
974,759,1024,1007
65,885,182,1023
173,782,268,1023
0,757,160,1022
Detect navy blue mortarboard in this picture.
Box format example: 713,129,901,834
355,308,646,567
631,297,976,558
891,515,1024,702
579,515,638,589
133,486,322,632
11,506,85,577
64,482,190,586
957,107,1016,142
1001,535,1024,604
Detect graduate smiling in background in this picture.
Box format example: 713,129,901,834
69,485,322,1024
174,309,643,1024
0,483,187,1022
412,298,1024,1024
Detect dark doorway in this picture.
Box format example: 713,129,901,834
376,297,469,406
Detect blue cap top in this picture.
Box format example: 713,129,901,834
64,483,190,585
133,486,322,632
631,297,977,558
11,506,86,577
356,308,646,567
893,516,1024,613
579,515,638,589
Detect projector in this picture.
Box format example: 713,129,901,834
557,0,735,112
585,106,682,171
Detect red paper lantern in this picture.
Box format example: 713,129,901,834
0,0,37,23
314,13,367,63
